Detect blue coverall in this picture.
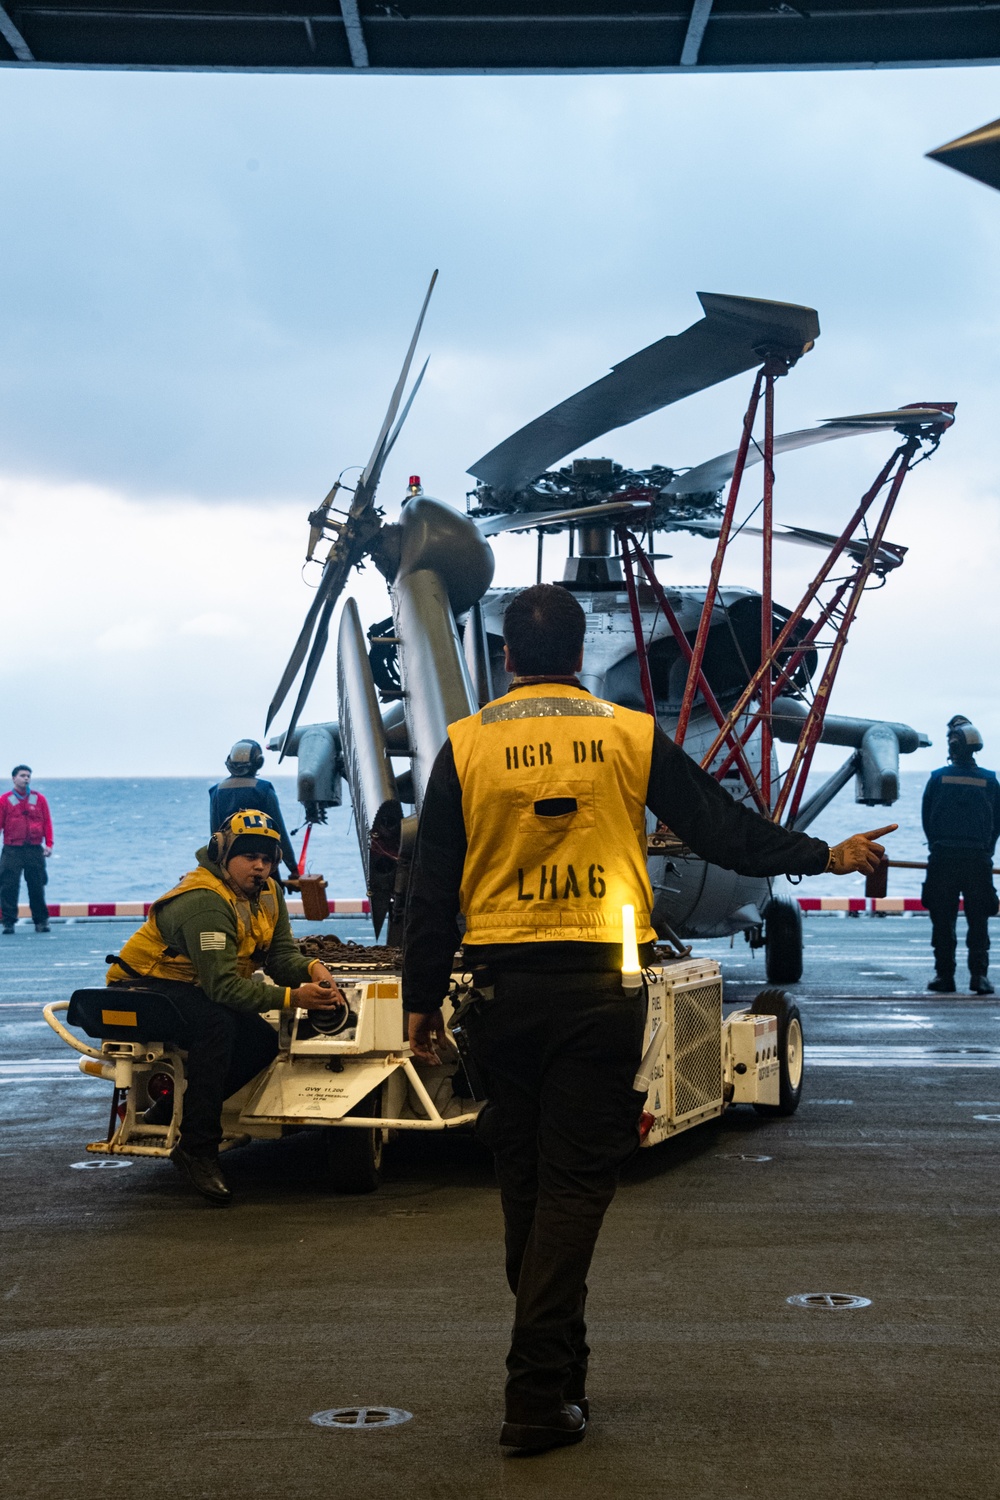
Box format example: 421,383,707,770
208,778,299,874
921,759,1000,981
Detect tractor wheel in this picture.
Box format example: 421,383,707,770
764,893,804,984
324,1089,384,1194
750,988,804,1117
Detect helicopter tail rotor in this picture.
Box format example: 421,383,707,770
265,272,438,745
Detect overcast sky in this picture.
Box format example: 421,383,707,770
1,63,998,779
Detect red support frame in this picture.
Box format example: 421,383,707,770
772,435,921,826
613,364,954,831
759,363,778,808
707,572,855,785
699,439,916,803
620,525,657,718
673,366,765,749
697,441,907,772
617,527,770,816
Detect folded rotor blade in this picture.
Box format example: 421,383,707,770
266,275,438,737
381,357,429,466
467,292,820,495
266,499,374,735
272,513,380,748
680,516,905,568
280,589,340,755
362,271,438,490
272,366,429,744
778,523,907,567
476,498,652,536
664,408,946,498
264,585,330,733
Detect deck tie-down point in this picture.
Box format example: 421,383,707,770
310,1406,413,1430
787,1292,871,1310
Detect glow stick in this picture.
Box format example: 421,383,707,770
621,903,642,994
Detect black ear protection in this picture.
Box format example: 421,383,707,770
208,811,280,866
226,739,265,777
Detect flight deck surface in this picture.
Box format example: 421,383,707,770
2,916,997,1500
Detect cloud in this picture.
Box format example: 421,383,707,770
0,474,391,774
1,66,999,776
2,65,1000,509
179,613,242,639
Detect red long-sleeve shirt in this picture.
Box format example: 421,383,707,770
0,789,53,847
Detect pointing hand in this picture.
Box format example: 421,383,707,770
828,824,897,877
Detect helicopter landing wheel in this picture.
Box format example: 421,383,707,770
764,894,803,984
750,989,804,1116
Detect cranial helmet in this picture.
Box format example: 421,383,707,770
208,809,282,867
947,714,984,757
225,739,265,777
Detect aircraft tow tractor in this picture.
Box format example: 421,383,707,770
43,935,801,1193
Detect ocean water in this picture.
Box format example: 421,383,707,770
17,768,941,908
22,777,366,905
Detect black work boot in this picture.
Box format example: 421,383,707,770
927,975,956,994
500,1403,586,1454
970,975,995,995
170,1146,232,1204
1,924,14,936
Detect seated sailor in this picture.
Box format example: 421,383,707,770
106,809,343,1203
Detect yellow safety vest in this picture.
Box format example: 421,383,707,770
106,865,280,987
448,682,656,946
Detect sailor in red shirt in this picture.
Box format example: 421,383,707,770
0,765,54,934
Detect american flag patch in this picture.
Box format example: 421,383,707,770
200,931,227,951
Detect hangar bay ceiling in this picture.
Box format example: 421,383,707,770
1,1,998,75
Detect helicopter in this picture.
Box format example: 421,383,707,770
265,276,954,983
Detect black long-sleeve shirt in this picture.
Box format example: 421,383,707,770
402,717,829,1013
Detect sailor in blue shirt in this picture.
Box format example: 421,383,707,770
921,716,1000,994
209,740,299,876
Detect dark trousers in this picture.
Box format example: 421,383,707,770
467,970,646,1419
923,851,999,979
112,978,278,1155
0,845,48,927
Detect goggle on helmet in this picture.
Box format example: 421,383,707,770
947,715,984,754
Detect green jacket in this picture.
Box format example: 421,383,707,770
141,849,314,1012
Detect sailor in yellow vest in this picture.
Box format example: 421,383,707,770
107,809,344,1202
403,584,894,1454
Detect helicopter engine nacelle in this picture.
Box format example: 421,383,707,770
390,498,495,810
396,495,495,614
295,724,343,810
771,694,928,808
856,722,901,807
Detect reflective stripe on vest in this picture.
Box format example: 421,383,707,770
106,866,280,987
448,683,656,946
